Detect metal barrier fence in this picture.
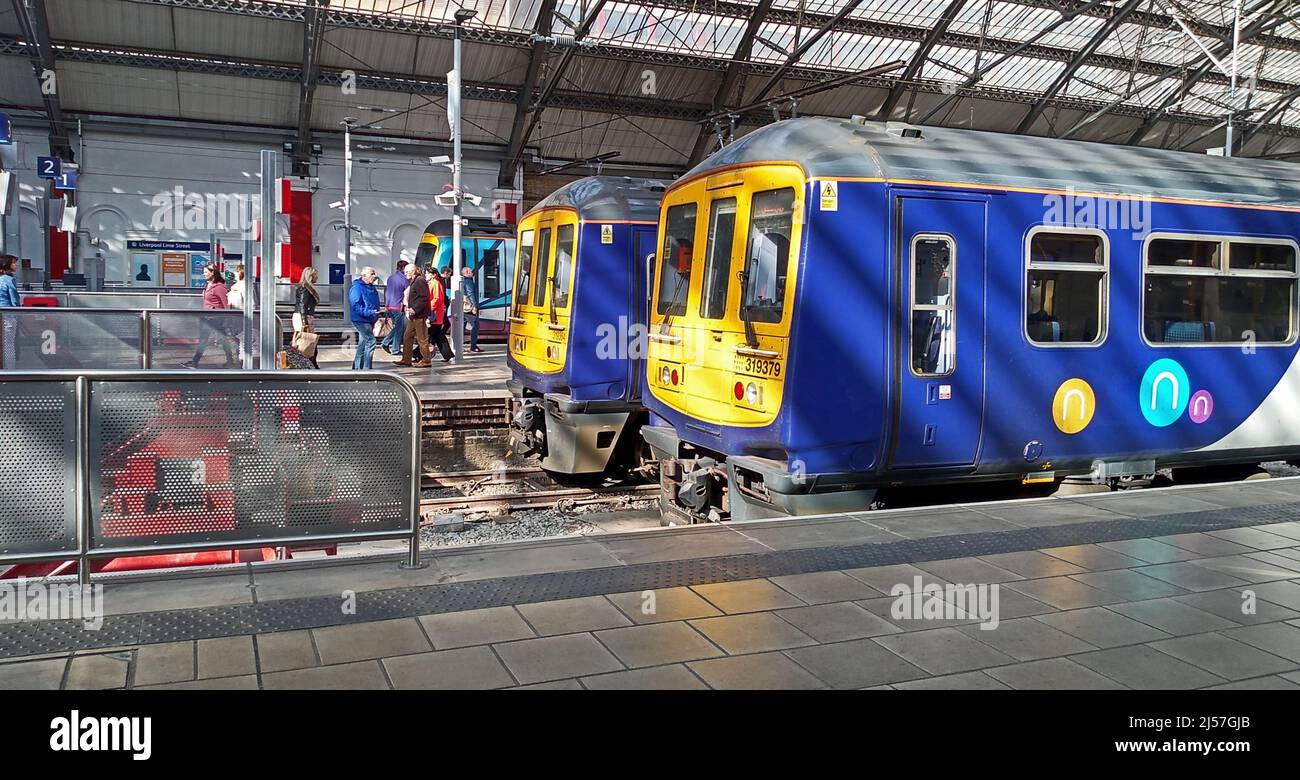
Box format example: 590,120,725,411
0,371,422,583
21,291,205,310
0,308,277,370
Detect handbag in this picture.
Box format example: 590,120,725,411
373,315,393,339
293,329,320,358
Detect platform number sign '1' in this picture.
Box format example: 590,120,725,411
36,156,61,180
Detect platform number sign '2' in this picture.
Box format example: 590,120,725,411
36,156,61,180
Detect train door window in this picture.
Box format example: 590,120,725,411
480,241,502,300
553,224,575,309
699,197,737,320
1025,230,1107,345
909,235,955,376
514,230,534,309
1144,235,1297,344
740,188,795,324
532,227,552,307
657,202,696,317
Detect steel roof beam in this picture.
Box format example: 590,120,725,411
874,0,969,121
686,0,775,167
1124,0,1292,145
293,0,326,176
9,0,73,161
1014,0,1145,134
497,0,557,187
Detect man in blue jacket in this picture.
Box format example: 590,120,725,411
349,266,383,370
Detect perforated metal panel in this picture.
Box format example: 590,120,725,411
87,378,416,551
0,381,78,556
0,310,143,369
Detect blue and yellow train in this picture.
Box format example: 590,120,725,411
640,116,1300,523
506,176,665,474
416,217,516,336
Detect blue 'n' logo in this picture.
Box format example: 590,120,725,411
1139,358,1189,427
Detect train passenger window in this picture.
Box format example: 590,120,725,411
1230,242,1297,273
1148,238,1220,269
532,227,552,307
700,198,737,320
1025,232,1106,345
553,224,575,309
909,235,955,376
740,188,795,324
514,230,534,309
480,244,501,299
657,203,696,317
1144,236,1297,344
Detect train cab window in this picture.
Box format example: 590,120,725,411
657,203,696,317
740,188,795,324
700,198,737,320
414,240,437,270
553,224,575,309
1145,237,1297,344
514,230,534,308
480,243,502,299
1025,231,1106,344
532,227,552,307
909,235,955,376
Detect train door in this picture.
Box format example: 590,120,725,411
888,194,987,470
630,224,657,398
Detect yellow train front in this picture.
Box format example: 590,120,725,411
506,177,665,475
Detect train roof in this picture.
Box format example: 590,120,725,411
684,116,1300,210
527,176,668,222
425,217,514,237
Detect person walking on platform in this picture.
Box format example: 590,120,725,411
350,266,383,370
227,263,248,365
427,266,454,363
381,260,409,355
461,265,481,353
185,263,236,368
439,265,455,356
294,267,321,369
0,255,21,368
396,264,432,367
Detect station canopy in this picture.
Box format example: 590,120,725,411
2,0,1299,172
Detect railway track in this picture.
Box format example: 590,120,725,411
418,467,657,521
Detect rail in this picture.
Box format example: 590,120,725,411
0,307,282,370
0,370,424,584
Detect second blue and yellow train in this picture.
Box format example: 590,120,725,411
510,117,1300,524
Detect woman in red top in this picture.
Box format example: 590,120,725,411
185,263,236,368
425,267,453,362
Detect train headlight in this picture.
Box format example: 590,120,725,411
746,382,760,405
660,366,672,385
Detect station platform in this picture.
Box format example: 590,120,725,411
4,477,1300,690
316,342,511,401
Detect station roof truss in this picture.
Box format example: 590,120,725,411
1,0,1299,172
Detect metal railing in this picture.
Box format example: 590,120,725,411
0,308,281,370
19,290,205,310
0,371,423,584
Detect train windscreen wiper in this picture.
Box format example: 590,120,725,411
739,257,760,348
659,272,689,335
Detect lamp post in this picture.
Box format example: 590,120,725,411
449,7,476,364
339,117,356,273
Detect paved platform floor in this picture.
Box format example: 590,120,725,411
317,342,510,400
5,479,1300,689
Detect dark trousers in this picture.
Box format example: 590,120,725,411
193,316,235,366
429,319,454,361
